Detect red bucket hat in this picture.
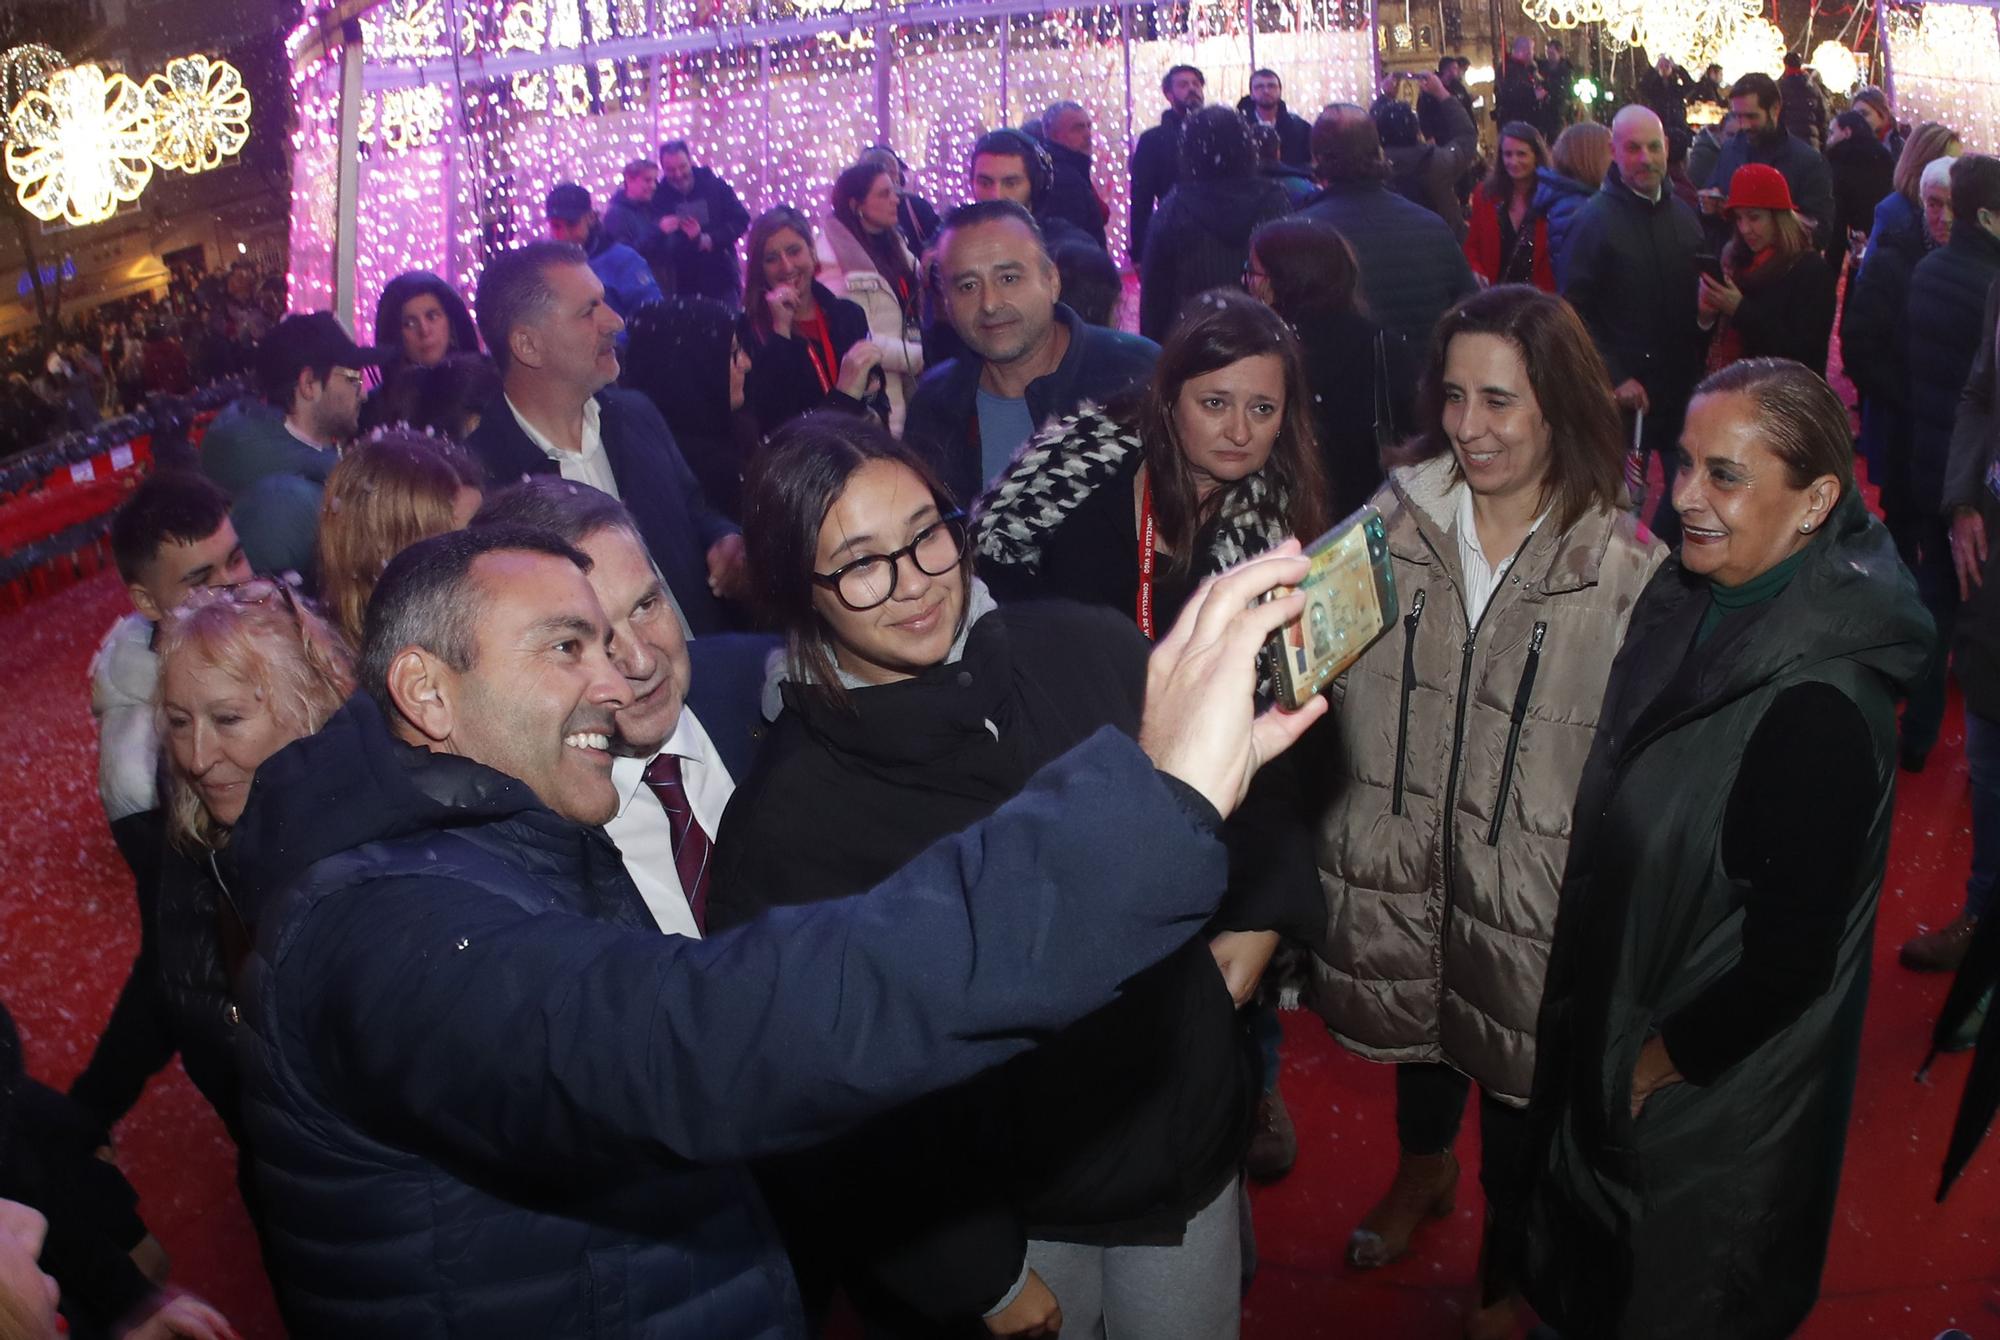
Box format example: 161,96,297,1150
1724,163,1797,214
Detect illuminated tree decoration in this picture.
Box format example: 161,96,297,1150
6,64,155,226
0,44,63,118
143,55,252,174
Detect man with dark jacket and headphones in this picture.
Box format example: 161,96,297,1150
969,128,1095,252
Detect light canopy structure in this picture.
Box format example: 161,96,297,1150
286,0,1381,334
4,64,155,226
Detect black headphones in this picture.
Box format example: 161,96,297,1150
970,127,1054,208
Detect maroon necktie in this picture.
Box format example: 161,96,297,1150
642,753,711,932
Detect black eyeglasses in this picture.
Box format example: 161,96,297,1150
813,511,968,612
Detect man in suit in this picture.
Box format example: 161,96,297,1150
466,241,747,635
474,479,772,936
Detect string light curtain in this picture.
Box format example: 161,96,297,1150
1886,2,2000,153
286,0,1378,330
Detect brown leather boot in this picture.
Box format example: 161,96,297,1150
1347,1149,1458,1268
1900,913,1978,972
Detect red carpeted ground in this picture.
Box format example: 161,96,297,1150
4,566,1998,1338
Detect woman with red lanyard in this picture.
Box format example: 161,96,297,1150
818,161,927,435
973,285,1330,1183
738,206,886,438
1465,121,1557,291
1698,164,1837,376
974,288,1327,637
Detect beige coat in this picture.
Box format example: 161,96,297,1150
816,218,923,435
1307,453,1664,1104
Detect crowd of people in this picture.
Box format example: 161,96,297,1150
0,48,1987,1340
0,260,288,462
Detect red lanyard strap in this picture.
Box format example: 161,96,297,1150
1136,473,1157,641
800,317,837,394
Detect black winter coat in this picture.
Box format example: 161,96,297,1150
1778,72,1828,151
646,167,751,301
738,282,876,439
712,601,1308,1320
1948,278,2000,718
1559,166,1706,407
154,844,249,1142
1843,191,1931,502
1138,176,1292,340
1386,92,1478,241
1824,132,1895,270
1042,141,1108,252
1297,180,1476,345
1295,306,1411,517
1905,223,2000,516
1720,250,1837,375
230,692,1239,1338
1527,492,1929,1339
1235,96,1312,167
1128,109,1187,262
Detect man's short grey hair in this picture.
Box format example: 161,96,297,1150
360,524,592,721
472,477,645,552
473,240,588,376
1923,154,1958,196
1042,100,1087,131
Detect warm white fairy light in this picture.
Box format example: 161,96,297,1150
1809,39,1861,95
284,0,1377,328
1887,3,2000,154
6,63,155,226
144,55,252,173
1710,17,1786,87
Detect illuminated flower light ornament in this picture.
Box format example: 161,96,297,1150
5,63,155,226
144,55,252,173
1809,39,1861,96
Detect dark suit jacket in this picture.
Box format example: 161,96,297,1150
685,632,779,783
466,387,741,635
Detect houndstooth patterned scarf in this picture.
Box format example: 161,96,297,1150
972,404,1292,580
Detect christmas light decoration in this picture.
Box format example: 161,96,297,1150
5,64,154,226
1808,39,1860,96
284,0,1378,332
0,45,63,118
1886,3,2000,154
144,55,252,173
1519,0,1605,32
1710,17,1786,87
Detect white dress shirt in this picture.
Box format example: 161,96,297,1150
1453,481,1548,629
505,394,619,499
604,708,734,939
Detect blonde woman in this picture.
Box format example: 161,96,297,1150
156,580,354,1142
315,430,483,646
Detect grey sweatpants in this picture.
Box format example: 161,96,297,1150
1023,1173,1242,1340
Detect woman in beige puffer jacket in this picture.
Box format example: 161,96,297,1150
1304,286,1663,1340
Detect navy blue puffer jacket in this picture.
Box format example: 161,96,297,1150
231,693,1230,1338
1904,222,2000,516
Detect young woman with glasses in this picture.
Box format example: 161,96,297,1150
711,411,1317,1340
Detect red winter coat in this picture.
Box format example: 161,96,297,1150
1464,185,1556,292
